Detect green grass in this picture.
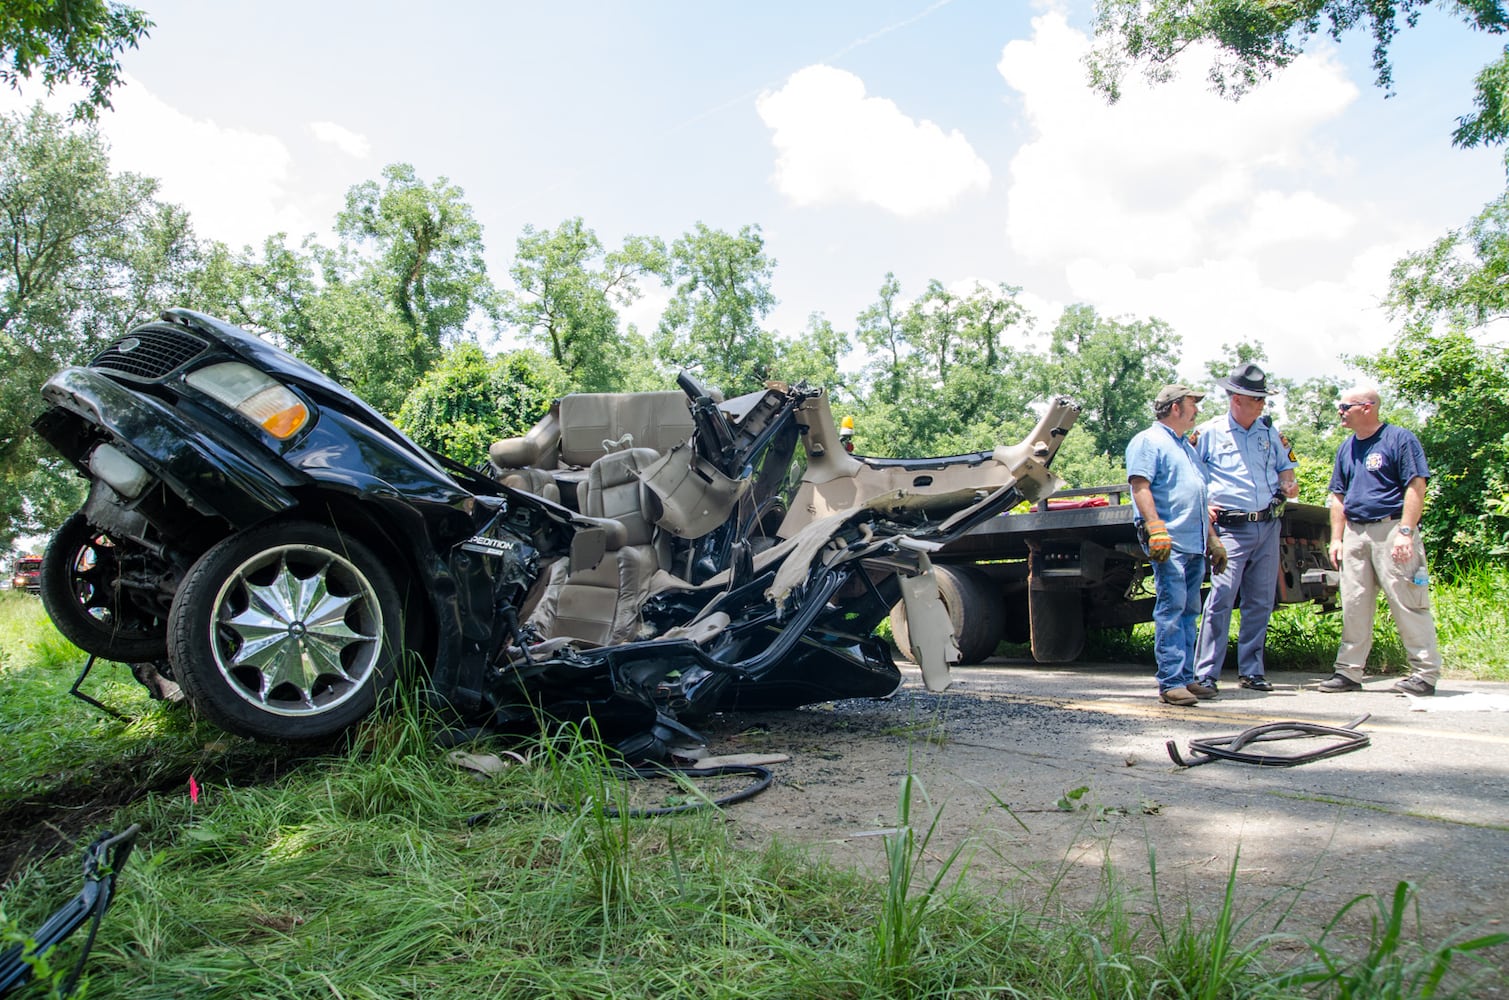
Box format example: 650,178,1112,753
3,591,1507,998
0,593,290,810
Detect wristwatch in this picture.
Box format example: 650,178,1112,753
1398,525,1414,536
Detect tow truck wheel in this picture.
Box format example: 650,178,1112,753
168,521,402,742
889,565,1002,665
39,512,168,662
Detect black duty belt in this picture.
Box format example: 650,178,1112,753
1215,507,1276,525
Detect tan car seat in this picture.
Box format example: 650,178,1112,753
526,447,663,646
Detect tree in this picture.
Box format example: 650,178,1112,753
190,235,326,363
774,313,852,399
906,280,1039,453
1200,339,1268,391
906,279,1027,385
845,276,1041,458
395,343,570,467
1370,193,1509,559
336,163,497,359
854,272,908,404
1389,191,1509,330
299,265,422,415
191,232,417,413
1,1,152,120
656,223,779,397
0,105,199,546
504,218,666,391
195,165,499,415
1087,0,1509,148
1035,304,1181,459
1044,427,1130,492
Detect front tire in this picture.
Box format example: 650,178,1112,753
168,521,402,742
40,512,168,662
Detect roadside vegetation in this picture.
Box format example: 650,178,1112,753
4,592,1506,999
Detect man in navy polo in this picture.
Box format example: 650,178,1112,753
1192,363,1299,694
1319,385,1441,696
1127,385,1228,706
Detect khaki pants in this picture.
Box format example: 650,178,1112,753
1333,519,1442,684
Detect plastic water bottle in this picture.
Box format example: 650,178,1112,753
1412,566,1429,587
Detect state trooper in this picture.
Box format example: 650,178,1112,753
1191,363,1298,693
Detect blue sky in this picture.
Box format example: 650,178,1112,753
5,0,1506,383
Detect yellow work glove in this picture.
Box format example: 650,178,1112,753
1208,535,1229,576
1144,518,1172,562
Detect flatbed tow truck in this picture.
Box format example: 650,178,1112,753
890,484,1339,664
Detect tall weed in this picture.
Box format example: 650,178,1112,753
870,770,970,995
1279,881,1509,998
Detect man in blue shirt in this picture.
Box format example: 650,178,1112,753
1319,385,1441,696
1192,364,1299,694
1127,385,1228,706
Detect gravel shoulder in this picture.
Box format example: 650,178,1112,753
701,658,1509,978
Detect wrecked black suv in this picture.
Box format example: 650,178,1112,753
33,309,1078,757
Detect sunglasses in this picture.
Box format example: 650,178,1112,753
1337,402,1370,413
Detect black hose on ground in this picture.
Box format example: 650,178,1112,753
1167,714,1371,768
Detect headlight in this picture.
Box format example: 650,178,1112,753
186,362,310,440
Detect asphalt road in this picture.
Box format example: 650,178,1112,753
720,658,1509,984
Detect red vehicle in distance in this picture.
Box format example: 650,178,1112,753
10,556,42,594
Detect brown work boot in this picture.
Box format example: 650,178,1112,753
1160,687,1199,706
1185,681,1218,700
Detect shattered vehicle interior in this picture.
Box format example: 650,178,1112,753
34,310,1079,760
480,374,1080,757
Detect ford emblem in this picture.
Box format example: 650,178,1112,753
117,337,141,353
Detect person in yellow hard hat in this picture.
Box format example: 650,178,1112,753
839,415,855,453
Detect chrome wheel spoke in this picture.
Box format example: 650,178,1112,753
211,544,385,715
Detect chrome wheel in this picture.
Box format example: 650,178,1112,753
169,521,401,741
210,543,383,716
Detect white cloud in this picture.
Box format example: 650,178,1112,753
309,120,371,159
619,283,671,336
992,12,1420,380
756,64,990,218
999,13,1358,271
1061,256,1392,379
1241,190,1356,250
106,83,309,248
2,75,322,250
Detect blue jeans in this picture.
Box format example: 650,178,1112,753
1194,519,1280,684
1152,551,1205,691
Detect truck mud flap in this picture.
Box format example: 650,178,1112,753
1029,587,1084,663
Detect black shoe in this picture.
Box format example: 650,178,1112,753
1239,676,1274,692
1317,673,1362,693
1392,676,1436,696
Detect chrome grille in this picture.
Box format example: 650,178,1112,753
90,327,209,381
